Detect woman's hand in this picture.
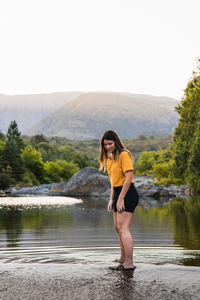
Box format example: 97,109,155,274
107,200,113,212
117,196,125,213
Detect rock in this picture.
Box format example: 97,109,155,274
178,185,193,196
4,168,190,204
0,190,6,194
64,167,110,197
6,182,66,196
138,183,151,190
153,187,175,199
134,175,152,186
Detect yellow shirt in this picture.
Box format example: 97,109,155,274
107,151,134,187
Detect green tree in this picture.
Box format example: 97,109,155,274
172,60,200,189
44,160,79,182
152,162,171,180
43,161,62,182
58,145,78,162
55,159,79,181
72,153,90,169
135,151,160,174
0,131,6,141
3,120,24,180
21,145,45,183
30,134,49,148
36,142,57,162
0,140,5,170
187,116,200,190
0,166,15,189
21,169,40,187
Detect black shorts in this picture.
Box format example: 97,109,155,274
113,183,139,213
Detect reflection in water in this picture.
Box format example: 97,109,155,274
171,197,200,250
138,196,200,250
0,207,22,247
0,195,200,266
180,253,200,267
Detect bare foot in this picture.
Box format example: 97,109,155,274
123,263,136,270
114,258,125,263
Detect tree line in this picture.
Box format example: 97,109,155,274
0,122,97,189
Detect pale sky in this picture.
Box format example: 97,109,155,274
0,0,199,100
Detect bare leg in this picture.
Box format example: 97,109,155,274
116,212,135,269
113,212,125,262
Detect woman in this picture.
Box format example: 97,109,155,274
100,130,139,271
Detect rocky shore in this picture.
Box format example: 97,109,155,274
2,167,189,207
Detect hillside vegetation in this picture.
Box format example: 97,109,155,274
43,135,173,160
30,92,178,139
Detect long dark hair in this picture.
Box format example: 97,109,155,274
99,130,130,171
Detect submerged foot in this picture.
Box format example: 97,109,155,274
109,264,124,271
109,264,136,271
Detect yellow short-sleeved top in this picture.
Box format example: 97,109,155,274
106,151,134,187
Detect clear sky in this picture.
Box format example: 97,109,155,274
0,0,199,99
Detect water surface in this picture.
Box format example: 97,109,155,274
0,195,200,266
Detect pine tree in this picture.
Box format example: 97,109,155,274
3,120,25,181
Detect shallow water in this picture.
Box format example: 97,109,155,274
0,195,200,267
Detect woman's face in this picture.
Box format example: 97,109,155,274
103,139,116,153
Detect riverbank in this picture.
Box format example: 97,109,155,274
2,167,189,203
0,262,199,299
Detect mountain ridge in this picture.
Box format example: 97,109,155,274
0,92,83,133
27,92,179,139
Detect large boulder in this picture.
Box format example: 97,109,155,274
5,167,110,197
64,167,110,197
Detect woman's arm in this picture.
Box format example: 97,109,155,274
116,171,133,213
108,186,114,212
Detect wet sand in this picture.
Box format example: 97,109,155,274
0,262,200,300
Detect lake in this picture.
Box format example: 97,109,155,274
0,195,200,267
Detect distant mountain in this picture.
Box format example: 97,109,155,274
0,92,82,133
28,92,179,139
